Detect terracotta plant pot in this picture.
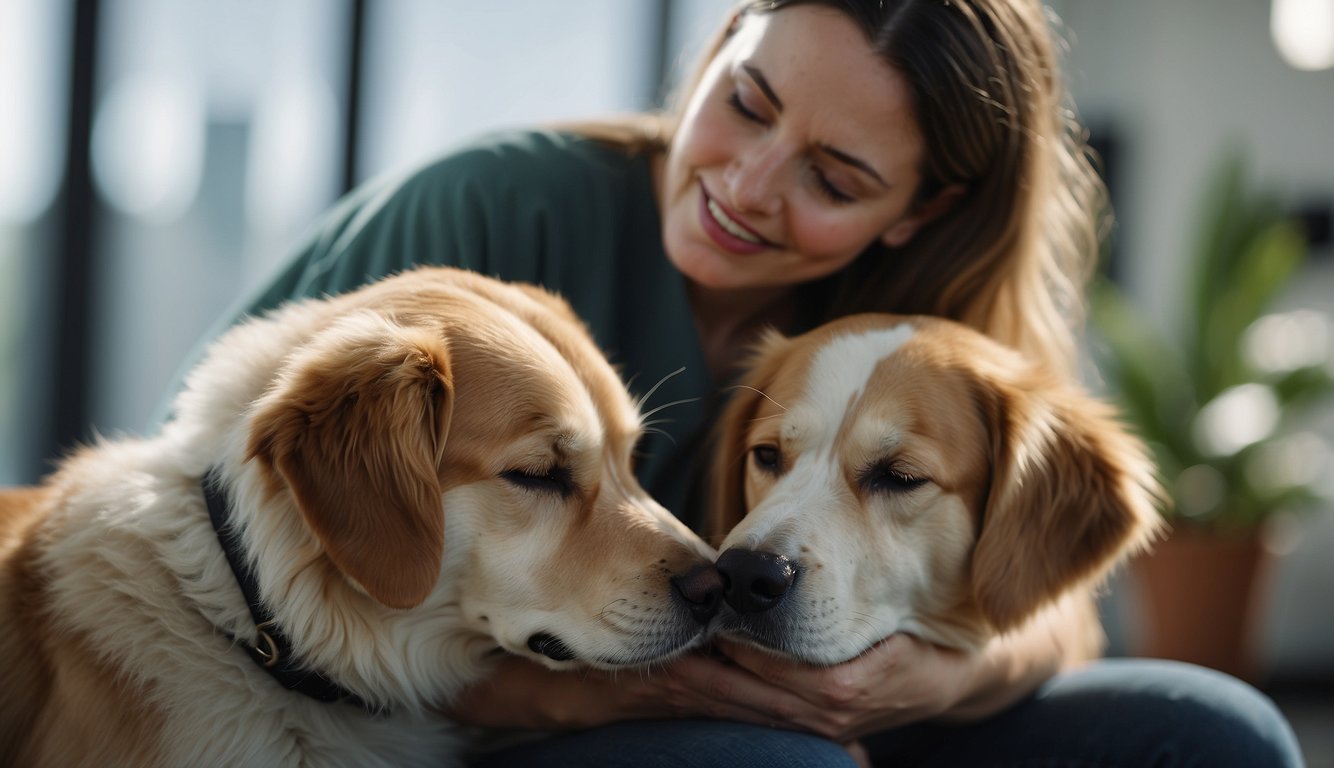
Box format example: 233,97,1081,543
1131,526,1269,683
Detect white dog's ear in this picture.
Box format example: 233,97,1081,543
969,369,1164,633
247,313,453,610
708,329,790,547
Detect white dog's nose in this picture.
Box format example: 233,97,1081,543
716,549,796,613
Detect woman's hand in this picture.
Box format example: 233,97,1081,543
444,650,836,732
681,595,1099,742
695,635,982,741
448,596,1093,740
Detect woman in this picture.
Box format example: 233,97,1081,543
202,1,1303,765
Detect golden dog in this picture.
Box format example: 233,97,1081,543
0,267,720,767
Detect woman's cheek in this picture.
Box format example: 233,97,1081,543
788,212,874,267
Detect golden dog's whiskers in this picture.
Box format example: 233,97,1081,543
635,367,700,441
640,398,700,424
634,366,686,413
640,424,677,447
596,598,630,621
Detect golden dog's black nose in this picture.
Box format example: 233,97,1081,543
670,564,724,624
716,549,796,614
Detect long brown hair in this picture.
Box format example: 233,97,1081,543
567,0,1107,375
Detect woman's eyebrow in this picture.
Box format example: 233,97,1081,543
742,63,888,189
742,64,784,111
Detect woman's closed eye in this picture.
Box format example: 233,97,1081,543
810,166,854,204
727,91,765,125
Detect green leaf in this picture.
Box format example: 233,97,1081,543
1189,150,1248,347
1269,365,1334,407
1089,279,1197,461
1199,221,1306,398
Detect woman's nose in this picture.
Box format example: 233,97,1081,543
723,142,786,216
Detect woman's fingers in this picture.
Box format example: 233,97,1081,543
663,645,876,739
708,634,976,738
715,637,903,705
659,652,823,727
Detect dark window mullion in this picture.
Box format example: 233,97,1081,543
45,0,101,471
342,0,366,194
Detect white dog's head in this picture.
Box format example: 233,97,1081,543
182,268,719,709
709,314,1162,663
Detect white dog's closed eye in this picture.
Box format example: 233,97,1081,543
708,314,1163,664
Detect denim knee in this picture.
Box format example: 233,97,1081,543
861,658,1304,768
470,719,856,768
1075,659,1304,768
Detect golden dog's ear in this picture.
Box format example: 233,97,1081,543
707,329,790,547
970,371,1164,633
247,313,453,610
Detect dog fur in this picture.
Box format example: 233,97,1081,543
709,313,1163,663
0,267,717,767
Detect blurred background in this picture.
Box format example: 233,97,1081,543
2,0,1331,761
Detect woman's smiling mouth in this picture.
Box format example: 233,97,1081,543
708,197,762,243
699,183,773,254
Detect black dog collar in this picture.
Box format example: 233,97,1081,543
202,468,380,714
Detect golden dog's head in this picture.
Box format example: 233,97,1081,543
708,314,1162,662
207,268,717,704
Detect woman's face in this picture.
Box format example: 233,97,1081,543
659,5,941,292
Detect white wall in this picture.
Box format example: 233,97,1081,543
356,1,657,182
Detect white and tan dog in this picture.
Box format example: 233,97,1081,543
0,267,720,767
709,314,1162,663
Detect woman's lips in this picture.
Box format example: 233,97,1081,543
698,183,772,255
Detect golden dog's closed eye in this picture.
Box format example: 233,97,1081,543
500,466,576,496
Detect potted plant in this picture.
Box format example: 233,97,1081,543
1089,149,1334,682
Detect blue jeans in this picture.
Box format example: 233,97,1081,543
468,659,1304,767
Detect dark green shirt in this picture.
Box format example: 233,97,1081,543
194,130,714,529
